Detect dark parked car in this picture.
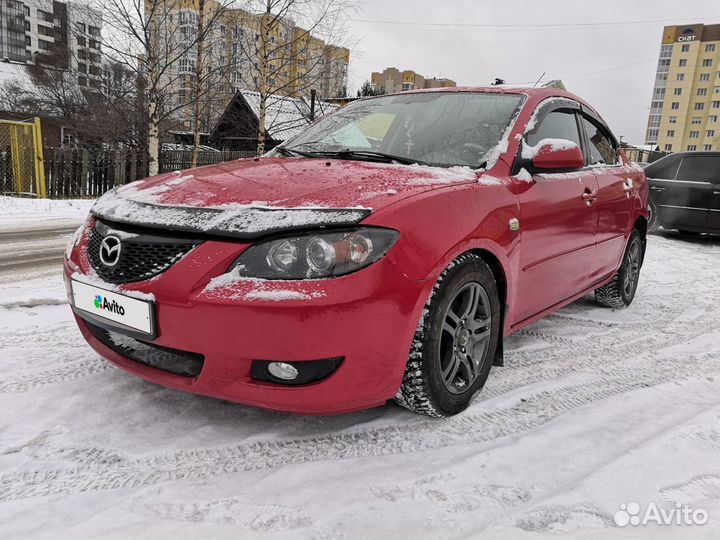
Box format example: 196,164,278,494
645,152,720,234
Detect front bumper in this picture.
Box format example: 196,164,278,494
65,236,430,415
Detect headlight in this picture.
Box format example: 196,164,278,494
231,228,399,279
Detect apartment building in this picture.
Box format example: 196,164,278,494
645,23,720,152
155,0,349,131
0,0,103,90
370,67,456,93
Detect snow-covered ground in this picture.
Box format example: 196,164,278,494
0,196,92,231
1,231,720,539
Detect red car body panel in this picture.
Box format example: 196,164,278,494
64,87,649,414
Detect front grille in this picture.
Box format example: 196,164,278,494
88,221,199,284
86,321,204,377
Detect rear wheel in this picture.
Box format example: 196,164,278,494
647,201,660,233
394,253,501,417
594,230,643,308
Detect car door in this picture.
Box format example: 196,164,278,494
653,155,716,230
513,103,599,323
578,112,634,277
704,155,720,230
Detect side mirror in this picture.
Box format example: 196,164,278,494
524,139,584,171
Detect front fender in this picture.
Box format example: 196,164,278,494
363,181,521,334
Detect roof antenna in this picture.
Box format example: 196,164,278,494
532,72,546,88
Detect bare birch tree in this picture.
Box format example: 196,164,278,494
231,0,353,154
92,0,234,175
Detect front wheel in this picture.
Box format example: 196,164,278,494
594,230,643,308
394,253,501,417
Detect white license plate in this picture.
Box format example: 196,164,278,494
71,280,154,336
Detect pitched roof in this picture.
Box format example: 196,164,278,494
0,61,33,91
239,90,339,141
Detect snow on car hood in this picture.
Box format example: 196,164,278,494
91,157,478,238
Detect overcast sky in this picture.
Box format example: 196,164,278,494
344,0,720,144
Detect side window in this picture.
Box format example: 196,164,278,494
581,116,618,166
676,156,720,182
526,110,582,149
652,160,681,180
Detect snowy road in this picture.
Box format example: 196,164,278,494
1,231,720,539
0,226,78,281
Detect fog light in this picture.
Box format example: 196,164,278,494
267,362,299,381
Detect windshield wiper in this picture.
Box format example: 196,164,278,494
286,147,428,166
274,146,314,158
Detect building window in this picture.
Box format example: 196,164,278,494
25,35,30,47
704,144,713,151
687,145,697,151
676,73,684,81
78,76,87,87
681,44,690,52
702,59,713,67
667,129,675,137
692,117,702,124
77,36,86,47
660,44,672,58
654,87,666,98
709,115,718,123
708,130,716,138
706,44,716,52
646,128,659,141
664,144,672,151
671,102,680,109
698,88,708,96
689,131,699,139
679,59,687,67
673,88,682,95
713,100,720,109
77,62,86,73
669,116,677,124
695,102,705,110
24,20,30,31
23,5,29,15
700,73,710,82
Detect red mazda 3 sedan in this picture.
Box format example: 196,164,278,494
64,87,648,416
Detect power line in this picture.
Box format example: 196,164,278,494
351,15,720,30
502,57,658,86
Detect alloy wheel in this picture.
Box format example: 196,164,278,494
438,282,492,394
623,240,641,298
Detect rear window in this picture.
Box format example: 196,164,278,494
676,156,720,182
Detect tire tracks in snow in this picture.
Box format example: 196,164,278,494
1,352,717,503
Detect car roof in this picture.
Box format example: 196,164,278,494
652,151,720,159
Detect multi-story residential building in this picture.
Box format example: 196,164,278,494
0,0,103,90
645,23,720,152
370,67,456,93
154,0,349,132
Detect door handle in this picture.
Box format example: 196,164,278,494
650,186,665,192
714,190,720,195
582,188,598,204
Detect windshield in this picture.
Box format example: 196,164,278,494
284,92,525,168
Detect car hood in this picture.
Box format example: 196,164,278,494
91,157,480,239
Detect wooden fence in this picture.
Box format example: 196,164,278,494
44,148,256,199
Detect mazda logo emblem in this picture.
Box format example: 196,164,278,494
99,235,122,267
